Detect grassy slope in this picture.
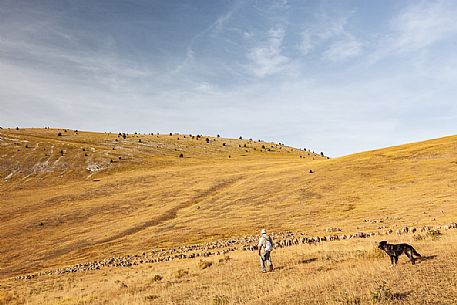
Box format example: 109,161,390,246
3,232,457,305
1,128,457,304
0,128,323,277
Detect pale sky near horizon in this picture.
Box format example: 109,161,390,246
1,0,457,157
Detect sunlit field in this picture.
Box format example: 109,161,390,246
1,128,457,304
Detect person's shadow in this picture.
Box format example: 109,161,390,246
298,257,318,264
273,257,318,272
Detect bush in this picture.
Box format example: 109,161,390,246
198,259,213,270
145,295,159,301
371,281,409,303
57,132,62,136
413,234,425,241
152,274,162,282
179,153,184,158
174,269,188,278
218,255,230,264
212,295,229,305
428,229,442,240
415,229,441,241
371,282,393,303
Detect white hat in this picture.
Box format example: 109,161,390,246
261,228,267,234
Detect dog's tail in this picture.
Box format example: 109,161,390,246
411,246,421,257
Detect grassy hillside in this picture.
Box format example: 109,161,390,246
1,128,457,304
3,232,457,305
0,128,324,278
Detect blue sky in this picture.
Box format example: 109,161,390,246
1,0,457,156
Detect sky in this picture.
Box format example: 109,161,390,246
1,0,457,157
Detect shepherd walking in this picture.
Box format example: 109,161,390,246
258,228,274,273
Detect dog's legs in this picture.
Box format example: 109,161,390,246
405,250,415,265
390,255,395,265
393,255,399,265
412,247,421,258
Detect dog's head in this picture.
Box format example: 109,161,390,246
378,241,387,250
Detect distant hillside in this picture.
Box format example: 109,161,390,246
0,128,456,279
0,128,324,185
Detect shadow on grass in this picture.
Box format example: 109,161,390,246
273,257,318,272
420,255,437,262
298,257,318,264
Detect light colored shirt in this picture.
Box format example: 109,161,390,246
258,234,271,253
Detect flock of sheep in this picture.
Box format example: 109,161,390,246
15,222,457,280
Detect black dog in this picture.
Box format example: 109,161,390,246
378,241,421,265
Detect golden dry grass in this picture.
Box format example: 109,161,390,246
1,128,457,304
2,231,457,304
